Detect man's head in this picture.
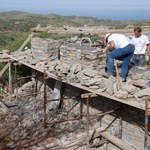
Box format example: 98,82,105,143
134,27,142,37
104,33,111,43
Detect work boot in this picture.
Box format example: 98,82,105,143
120,77,126,82
102,72,113,79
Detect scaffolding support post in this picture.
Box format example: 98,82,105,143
9,61,12,101
14,63,18,100
144,96,149,149
44,70,47,128
86,95,90,143
119,104,123,139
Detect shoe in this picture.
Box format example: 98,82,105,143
120,77,126,82
102,72,112,79
113,72,117,77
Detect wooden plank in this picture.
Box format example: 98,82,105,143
100,131,136,150
50,80,63,109
0,59,10,62
30,26,150,37
62,127,104,149
62,127,136,150
0,63,9,77
17,32,35,53
73,83,148,111
114,60,122,90
17,24,40,53
7,54,149,111
81,93,98,98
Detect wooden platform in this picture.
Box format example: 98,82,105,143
7,54,150,111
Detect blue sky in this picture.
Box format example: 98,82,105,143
0,0,150,20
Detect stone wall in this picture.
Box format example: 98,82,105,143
61,82,150,150
31,73,149,150
31,37,105,67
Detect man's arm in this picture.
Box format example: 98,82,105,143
146,44,150,55
145,44,150,62
108,41,115,51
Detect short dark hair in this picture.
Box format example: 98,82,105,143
134,27,142,32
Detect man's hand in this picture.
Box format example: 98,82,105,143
109,41,115,51
145,55,149,62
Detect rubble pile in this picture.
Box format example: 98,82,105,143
0,80,88,150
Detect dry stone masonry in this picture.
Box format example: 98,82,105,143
3,37,149,102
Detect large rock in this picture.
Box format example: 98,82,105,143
114,90,128,100
134,87,150,98
106,76,116,95
83,69,98,77
122,84,138,94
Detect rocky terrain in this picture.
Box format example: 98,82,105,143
0,28,150,149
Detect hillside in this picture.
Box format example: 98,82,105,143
0,11,150,51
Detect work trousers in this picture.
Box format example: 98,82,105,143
132,54,145,67
107,44,135,79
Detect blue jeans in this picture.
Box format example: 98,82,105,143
107,45,134,79
132,54,145,66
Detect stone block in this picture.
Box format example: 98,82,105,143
114,90,128,100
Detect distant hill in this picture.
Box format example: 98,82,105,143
0,11,150,51
0,11,150,28
0,11,33,19
0,11,63,19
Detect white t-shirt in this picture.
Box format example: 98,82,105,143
131,34,149,54
108,34,131,49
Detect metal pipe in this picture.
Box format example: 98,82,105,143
15,64,18,100
144,96,149,149
17,91,44,97
80,96,83,119
34,70,37,97
119,105,122,139
44,70,47,128
47,96,81,102
86,108,120,120
9,61,12,101
47,117,81,124
17,73,43,80
86,95,90,143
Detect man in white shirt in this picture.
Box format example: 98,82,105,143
131,27,150,66
103,33,135,82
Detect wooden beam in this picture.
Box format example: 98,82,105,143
62,127,136,150
115,60,122,90
16,24,40,53
62,127,104,149
100,131,136,150
0,59,10,62
81,93,98,98
7,55,149,111
0,63,9,77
